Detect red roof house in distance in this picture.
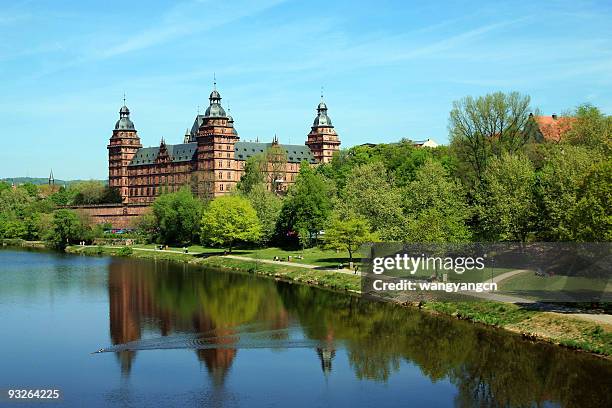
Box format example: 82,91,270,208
530,113,575,142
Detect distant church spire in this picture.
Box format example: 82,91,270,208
48,169,54,186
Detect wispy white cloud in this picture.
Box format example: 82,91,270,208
21,0,287,78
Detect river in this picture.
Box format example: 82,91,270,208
0,249,610,407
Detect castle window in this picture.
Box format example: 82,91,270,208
219,172,222,179
227,172,231,179
220,184,224,191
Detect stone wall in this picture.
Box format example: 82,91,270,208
67,204,150,229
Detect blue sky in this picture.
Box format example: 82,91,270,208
1,0,611,179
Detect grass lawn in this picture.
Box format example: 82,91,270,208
499,273,611,301
132,244,356,268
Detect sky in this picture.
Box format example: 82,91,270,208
0,0,611,180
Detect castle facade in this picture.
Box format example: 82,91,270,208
108,86,340,204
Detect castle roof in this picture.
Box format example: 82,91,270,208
234,142,316,164
531,114,575,142
313,98,333,127
128,143,197,166
204,86,226,118
115,105,136,131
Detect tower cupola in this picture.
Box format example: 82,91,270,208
115,105,136,131
313,97,333,127
204,79,226,118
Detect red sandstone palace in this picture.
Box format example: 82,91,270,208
108,85,340,204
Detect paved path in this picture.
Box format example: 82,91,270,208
223,254,361,276
484,269,531,284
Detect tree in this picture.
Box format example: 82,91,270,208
47,209,88,249
449,91,532,186
236,154,266,194
537,146,593,241
152,188,203,244
564,104,611,154
476,153,536,242
200,195,261,252
571,160,611,241
133,212,158,243
245,183,282,245
404,160,472,243
0,181,11,193
278,163,331,246
69,181,107,205
20,183,39,198
265,144,288,194
323,211,377,264
341,161,406,240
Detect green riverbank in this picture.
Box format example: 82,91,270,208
4,239,610,358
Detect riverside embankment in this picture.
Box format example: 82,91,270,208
63,243,612,358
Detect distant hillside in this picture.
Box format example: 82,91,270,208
1,177,107,186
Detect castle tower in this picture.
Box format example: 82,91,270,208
196,83,239,197
108,104,142,203
306,95,340,163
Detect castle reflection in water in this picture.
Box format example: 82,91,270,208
105,257,612,407
107,258,335,384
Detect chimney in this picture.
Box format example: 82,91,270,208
552,114,558,120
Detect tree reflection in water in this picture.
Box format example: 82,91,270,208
107,258,612,407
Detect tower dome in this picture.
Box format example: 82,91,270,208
115,105,135,130
204,87,227,118
313,99,332,127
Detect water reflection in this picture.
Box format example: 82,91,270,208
105,257,612,407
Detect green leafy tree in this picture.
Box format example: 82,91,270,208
245,184,282,245
323,210,377,264
47,209,88,249
571,160,612,241
20,183,39,198
0,218,27,239
133,212,158,243
0,181,11,193
476,153,536,242
318,142,454,191
152,188,203,245
0,187,33,217
404,160,472,243
536,146,594,241
236,154,266,194
341,161,406,240
49,186,76,206
449,91,533,186
200,195,261,252
69,181,107,205
278,163,331,246
564,103,611,154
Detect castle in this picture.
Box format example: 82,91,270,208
108,85,340,204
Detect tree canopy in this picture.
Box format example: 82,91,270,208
152,188,203,245
278,163,331,246
200,195,262,252
323,210,377,264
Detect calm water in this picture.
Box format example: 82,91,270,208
0,249,610,408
